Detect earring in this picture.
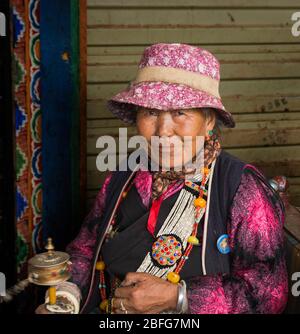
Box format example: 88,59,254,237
205,129,219,143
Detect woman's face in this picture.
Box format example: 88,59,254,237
136,108,216,169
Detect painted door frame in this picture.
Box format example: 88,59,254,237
40,0,86,250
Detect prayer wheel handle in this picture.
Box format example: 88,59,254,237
45,238,56,305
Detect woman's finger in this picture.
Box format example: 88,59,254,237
112,297,135,314
121,272,148,287
114,285,134,299
35,304,53,314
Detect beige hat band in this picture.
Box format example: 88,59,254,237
133,66,220,99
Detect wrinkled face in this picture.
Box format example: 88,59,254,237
136,108,216,170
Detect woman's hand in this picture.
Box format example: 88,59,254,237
35,296,74,314
113,272,178,314
35,304,55,314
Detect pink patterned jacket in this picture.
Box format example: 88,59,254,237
67,166,288,314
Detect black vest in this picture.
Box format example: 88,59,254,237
80,150,245,313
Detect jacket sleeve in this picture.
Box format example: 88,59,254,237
186,167,288,314
66,172,112,292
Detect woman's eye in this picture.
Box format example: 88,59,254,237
138,109,157,117
174,110,186,116
148,110,157,116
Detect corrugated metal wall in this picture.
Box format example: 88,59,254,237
86,0,300,208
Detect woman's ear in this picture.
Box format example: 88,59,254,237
205,110,216,132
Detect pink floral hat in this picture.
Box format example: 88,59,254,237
107,43,235,128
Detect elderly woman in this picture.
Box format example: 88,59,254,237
37,43,288,314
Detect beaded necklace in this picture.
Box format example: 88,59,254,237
171,166,210,279
136,163,213,282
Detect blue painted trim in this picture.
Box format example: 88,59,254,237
40,0,80,250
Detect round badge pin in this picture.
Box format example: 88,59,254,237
217,234,230,254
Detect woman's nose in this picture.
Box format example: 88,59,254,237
155,112,174,137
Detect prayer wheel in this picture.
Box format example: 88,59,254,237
28,238,72,312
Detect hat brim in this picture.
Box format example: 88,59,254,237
107,81,235,128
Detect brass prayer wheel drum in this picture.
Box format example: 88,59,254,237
28,238,71,286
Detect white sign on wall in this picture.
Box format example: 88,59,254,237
291,12,300,37
0,12,6,37
291,272,300,297
0,272,6,297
